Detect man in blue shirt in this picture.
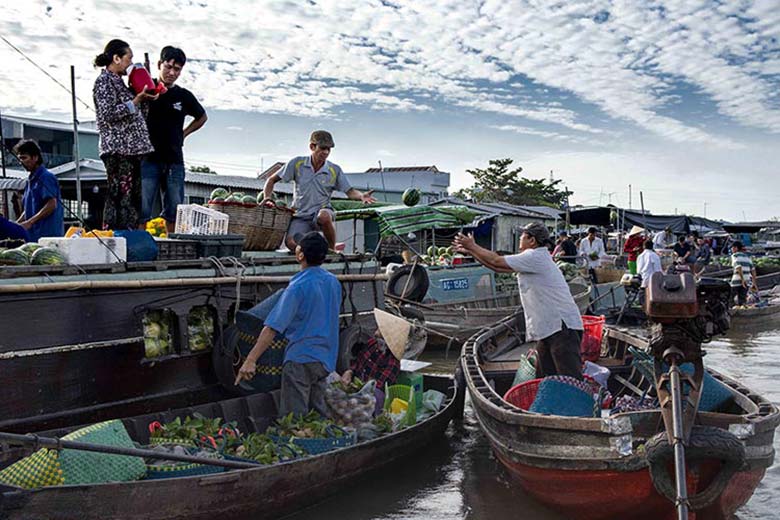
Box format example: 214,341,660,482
235,231,341,416
13,140,64,242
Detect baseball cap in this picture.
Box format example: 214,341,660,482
310,130,335,148
522,222,550,245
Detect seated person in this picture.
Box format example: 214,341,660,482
0,215,30,242
673,235,694,264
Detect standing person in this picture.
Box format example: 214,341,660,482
653,226,675,250
262,131,376,251
13,140,64,242
93,39,157,230
235,232,341,416
729,241,757,307
578,227,605,283
454,222,584,380
623,226,645,275
142,46,208,233
637,240,662,289
553,230,578,264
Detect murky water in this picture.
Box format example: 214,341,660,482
285,316,780,520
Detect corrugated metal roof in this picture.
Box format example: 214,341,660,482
364,165,440,173
3,114,98,134
0,177,27,190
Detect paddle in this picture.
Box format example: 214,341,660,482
0,431,257,470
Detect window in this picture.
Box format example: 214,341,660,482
62,199,89,219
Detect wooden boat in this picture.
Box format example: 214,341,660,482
462,314,779,520
730,301,780,320
0,373,460,520
0,254,385,434
411,281,591,348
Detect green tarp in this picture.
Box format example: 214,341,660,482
335,203,481,238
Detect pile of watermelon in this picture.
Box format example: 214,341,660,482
420,245,458,266
0,243,67,266
208,188,287,208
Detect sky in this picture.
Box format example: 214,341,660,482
1,0,779,222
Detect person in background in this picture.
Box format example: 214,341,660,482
653,226,675,250
730,241,757,307
262,131,376,251
637,239,662,290
142,46,208,233
623,226,645,275
12,140,64,242
93,39,157,230
235,232,341,416
454,222,584,380
694,237,712,276
578,226,605,283
673,235,694,266
553,230,578,264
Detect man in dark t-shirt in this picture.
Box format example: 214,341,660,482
142,46,207,232
555,231,578,264
673,235,693,264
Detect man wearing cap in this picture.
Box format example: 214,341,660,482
262,131,376,251
653,226,675,250
454,222,584,380
234,231,341,417
623,226,645,275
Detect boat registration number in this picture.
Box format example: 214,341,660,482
441,278,469,291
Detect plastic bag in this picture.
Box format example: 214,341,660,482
187,306,214,352
512,352,537,386
583,361,610,388
324,379,376,432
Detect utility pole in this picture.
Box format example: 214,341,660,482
703,201,708,218
71,66,83,222
0,108,8,217
628,184,632,209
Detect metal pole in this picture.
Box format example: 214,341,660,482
668,360,690,520
640,191,648,232
0,108,9,217
70,66,83,222
629,184,632,209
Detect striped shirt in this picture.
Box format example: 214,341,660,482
730,252,754,287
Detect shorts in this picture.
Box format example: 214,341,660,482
141,161,185,222
286,208,335,243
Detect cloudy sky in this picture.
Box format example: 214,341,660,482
1,0,779,221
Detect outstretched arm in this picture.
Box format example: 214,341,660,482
346,187,376,204
453,232,513,273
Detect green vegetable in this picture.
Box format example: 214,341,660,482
210,188,229,200
268,411,344,439
30,247,66,265
241,195,257,205
0,248,30,265
402,188,421,206
19,243,42,254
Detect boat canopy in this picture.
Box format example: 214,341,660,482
334,202,481,238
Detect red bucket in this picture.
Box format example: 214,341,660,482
580,315,605,362
503,378,543,410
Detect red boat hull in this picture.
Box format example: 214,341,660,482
496,451,764,520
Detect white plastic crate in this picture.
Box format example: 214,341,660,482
40,237,127,264
174,204,229,235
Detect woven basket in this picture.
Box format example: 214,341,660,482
208,201,293,251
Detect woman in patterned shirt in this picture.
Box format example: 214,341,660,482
93,39,158,230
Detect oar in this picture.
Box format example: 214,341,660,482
0,432,257,470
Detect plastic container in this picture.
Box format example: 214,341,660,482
174,204,229,235
168,233,243,258
396,372,424,409
155,238,199,261
580,315,606,362
39,237,127,265
128,64,167,95
503,378,542,410
384,384,417,427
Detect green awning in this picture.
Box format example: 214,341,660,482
335,203,482,237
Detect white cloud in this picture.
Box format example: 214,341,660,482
226,126,243,131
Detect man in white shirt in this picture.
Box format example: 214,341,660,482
454,222,584,380
653,226,675,250
578,226,605,283
637,239,662,289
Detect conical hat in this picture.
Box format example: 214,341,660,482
374,308,411,360
628,225,645,237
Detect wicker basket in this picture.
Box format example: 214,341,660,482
208,202,293,251
593,267,625,283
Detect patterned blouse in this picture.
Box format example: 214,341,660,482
92,69,153,157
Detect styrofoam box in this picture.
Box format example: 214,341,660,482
39,237,127,265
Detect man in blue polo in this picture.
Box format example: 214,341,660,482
262,130,376,251
13,140,64,242
235,231,341,416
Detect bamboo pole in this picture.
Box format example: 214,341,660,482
0,273,388,294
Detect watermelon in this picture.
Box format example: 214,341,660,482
211,197,226,203
210,187,229,200
241,195,257,205
274,200,287,208
0,248,30,265
427,245,436,257
31,247,67,266
402,188,421,206
19,243,43,255
446,246,454,256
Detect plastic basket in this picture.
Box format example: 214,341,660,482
174,204,229,235
528,377,596,417
208,201,293,251
169,233,244,258
155,238,199,260
384,384,417,427
271,428,354,456
503,379,542,410
581,315,605,362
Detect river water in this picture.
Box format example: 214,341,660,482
286,316,780,520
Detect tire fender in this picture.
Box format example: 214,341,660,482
385,264,429,302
